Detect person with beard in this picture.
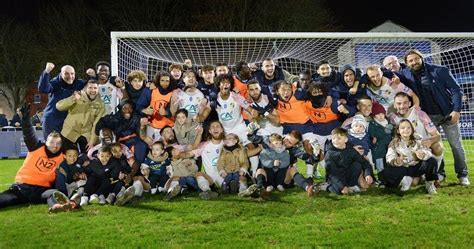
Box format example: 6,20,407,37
215,62,230,77
38,62,95,140
246,80,282,138
254,58,286,98
136,71,176,141
0,104,65,209
162,124,218,200
95,100,147,164
196,64,219,123
122,70,147,107
93,61,124,116
181,121,226,188
395,49,469,186
56,80,105,153
170,70,211,123
389,92,444,186
365,64,420,114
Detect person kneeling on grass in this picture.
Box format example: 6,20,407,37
217,133,250,194
164,147,217,201
323,127,374,195
0,104,77,212
383,119,439,194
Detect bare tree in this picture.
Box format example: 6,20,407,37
0,18,41,111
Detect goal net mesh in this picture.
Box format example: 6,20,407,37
112,32,474,160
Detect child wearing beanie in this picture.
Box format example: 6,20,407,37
368,101,394,185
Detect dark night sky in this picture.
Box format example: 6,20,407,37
327,0,474,32
1,0,473,31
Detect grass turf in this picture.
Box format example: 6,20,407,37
0,142,473,248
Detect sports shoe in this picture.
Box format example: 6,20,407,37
276,185,285,192
80,196,89,206
265,186,274,192
459,177,470,186
164,185,181,201
221,182,229,194
48,201,76,214
106,193,115,204
229,180,239,194
239,183,248,193
52,191,69,205
70,192,82,205
310,140,321,156
425,181,437,194
199,190,218,200
89,194,99,204
399,176,413,192
348,185,361,193
151,188,158,194
115,186,136,206
238,184,259,197
315,182,329,192
98,195,106,205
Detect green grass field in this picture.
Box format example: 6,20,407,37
0,142,473,248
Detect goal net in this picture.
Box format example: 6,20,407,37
111,32,474,160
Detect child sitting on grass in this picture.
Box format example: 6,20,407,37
324,127,373,195
258,133,290,193
164,147,217,200
80,146,134,206
55,148,87,198
217,133,249,194
383,119,438,194
141,141,171,194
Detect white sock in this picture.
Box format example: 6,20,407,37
132,180,144,196
306,164,314,178
249,156,259,177
196,176,211,192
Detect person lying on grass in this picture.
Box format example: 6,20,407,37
0,103,71,210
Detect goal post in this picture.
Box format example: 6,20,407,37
111,31,474,155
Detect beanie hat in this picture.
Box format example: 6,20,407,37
341,64,356,74
351,114,368,129
371,101,386,116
